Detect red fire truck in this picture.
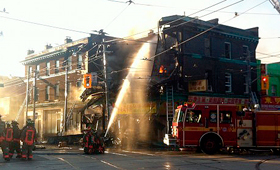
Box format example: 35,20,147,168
163,104,280,154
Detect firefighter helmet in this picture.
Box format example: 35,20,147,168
12,120,18,125
6,122,11,127
26,118,32,124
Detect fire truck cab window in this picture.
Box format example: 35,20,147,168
220,111,232,123
209,111,232,123
186,110,202,123
173,108,180,122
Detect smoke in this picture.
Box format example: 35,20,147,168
105,35,157,149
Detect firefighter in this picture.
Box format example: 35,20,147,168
9,120,22,158
2,122,13,161
21,120,36,160
0,115,6,160
83,126,94,154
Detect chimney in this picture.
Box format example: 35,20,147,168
64,36,72,44
45,44,52,50
27,50,34,55
148,29,155,37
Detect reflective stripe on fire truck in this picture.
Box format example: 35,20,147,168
256,126,280,131
180,127,236,132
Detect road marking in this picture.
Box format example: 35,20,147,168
109,152,128,157
122,150,155,156
57,157,81,170
82,155,126,170
100,160,126,170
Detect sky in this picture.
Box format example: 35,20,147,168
0,0,279,77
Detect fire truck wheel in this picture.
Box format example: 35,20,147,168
200,136,221,155
272,149,280,155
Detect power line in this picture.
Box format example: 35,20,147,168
104,3,130,30
150,0,267,60
0,15,91,35
105,0,228,44
107,0,169,8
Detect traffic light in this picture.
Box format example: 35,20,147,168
83,74,92,88
261,75,269,90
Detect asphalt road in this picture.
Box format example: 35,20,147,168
0,146,280,170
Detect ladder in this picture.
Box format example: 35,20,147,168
66,102,76,127
166,85,174,134
251,92,259,109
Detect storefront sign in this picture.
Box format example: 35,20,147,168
188,96,248,105
261,96,280,110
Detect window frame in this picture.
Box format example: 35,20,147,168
225,42,231,59
55,60,59,74
45,85,50,101
225,72,232,93
46,62,50,76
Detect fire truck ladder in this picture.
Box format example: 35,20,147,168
251,92,259,106
166,85,174,134
15,86,33,121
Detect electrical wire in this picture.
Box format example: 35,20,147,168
104,3,130,30
149,0,267,60
0,15,91,35
105,0,227,44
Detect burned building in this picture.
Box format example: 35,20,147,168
150,15,259,136
21,35,106,140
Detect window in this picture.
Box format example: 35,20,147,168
272,85,277,96
28,66,32,75
209,111,217,123
204,38,211,57
46,62,50,76
205,70,213,91
185,110,202,123
77,54,82,69
55,84,59,99
36,65,40,76
225,42,231,59
55,60,59,74
209,111,232,123
77,80,82,88
68,56,72,70
242,45,249,59
45,85,50,100
220,111,232,123
225,73,232,93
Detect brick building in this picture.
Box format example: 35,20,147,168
21,36,101,140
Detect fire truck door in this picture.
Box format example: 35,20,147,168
183,110,204,146
217,105,237,147
277,115,280,145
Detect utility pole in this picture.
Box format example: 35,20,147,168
64,52,69,133
246,49,252,109
25,67,30,123
33,70,37,121
96,29,110,131
102,33,110,121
